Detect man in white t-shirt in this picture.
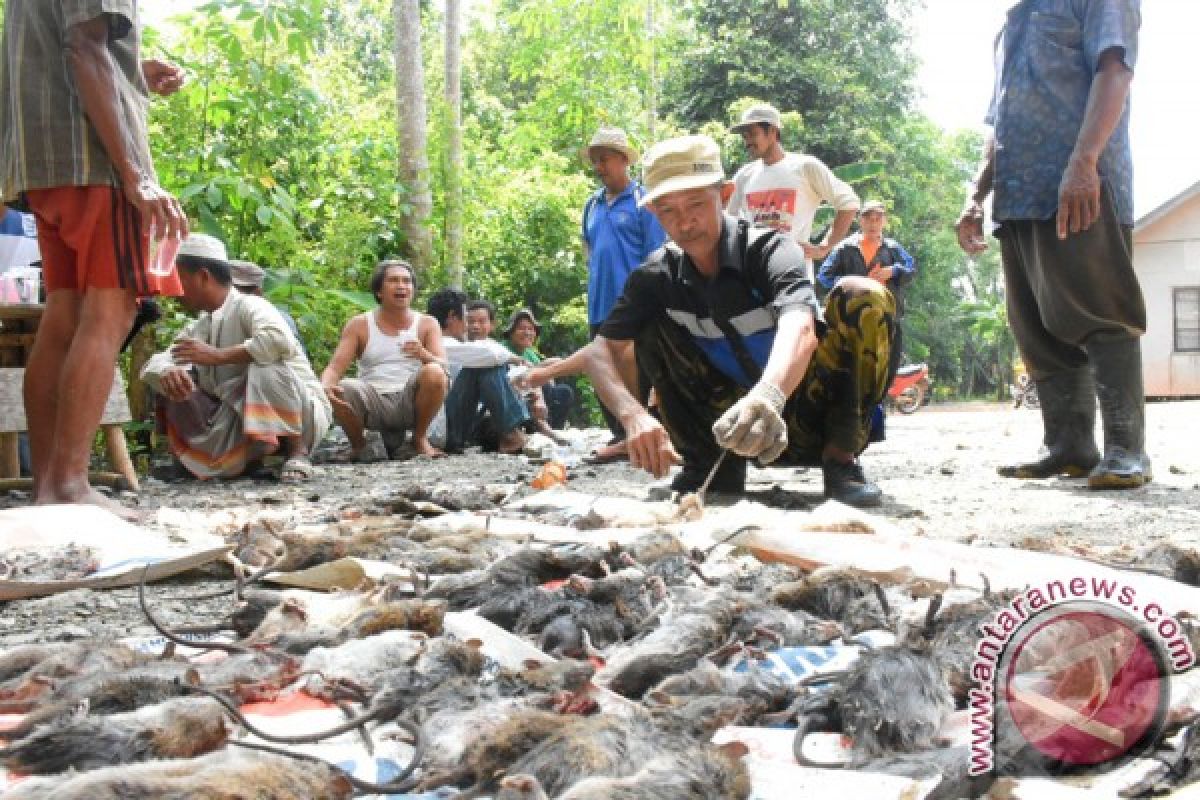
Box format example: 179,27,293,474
726,103,860,275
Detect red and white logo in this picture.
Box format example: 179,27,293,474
998,603,1170,771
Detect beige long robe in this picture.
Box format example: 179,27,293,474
141,289,331,478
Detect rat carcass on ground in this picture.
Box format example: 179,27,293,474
3,468,1200,800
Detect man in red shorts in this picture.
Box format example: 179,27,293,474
0,2,188,512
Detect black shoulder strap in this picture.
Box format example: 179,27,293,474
707,220,764,384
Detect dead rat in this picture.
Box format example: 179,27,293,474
245,588,445,652
0,696,229,774
731,562,806,598
428,544,612,610
413,706,565,793
495,658,597,696
503,697,749,798
301,629,429,700
498,740,752,800
404,546,490,574
862,745,996,800
0,642,155,713
645,658,796,718
599,590,742,698
5,649,302,741
0,748,355,800
1119,714,1200,797
410,686,600,793
729,602,844,648
232,518,390,573
792,641,954,766
0,642,93,685
771,567,900,633
606,531,688,569
916,582,1019,708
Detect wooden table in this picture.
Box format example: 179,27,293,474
0,303,139,490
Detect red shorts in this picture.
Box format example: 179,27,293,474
25,186,183,297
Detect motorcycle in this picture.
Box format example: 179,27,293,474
887,363,931,414
1010,373,1040,410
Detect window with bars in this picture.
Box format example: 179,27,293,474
1177,287,1200,352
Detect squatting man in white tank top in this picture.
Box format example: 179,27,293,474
320,260,449,459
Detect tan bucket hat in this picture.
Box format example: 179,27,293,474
582,126,639,165
639,134,725,206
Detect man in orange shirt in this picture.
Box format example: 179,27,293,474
818,200,916,383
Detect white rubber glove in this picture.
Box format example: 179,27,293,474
712,382,788,464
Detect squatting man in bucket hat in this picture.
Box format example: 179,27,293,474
521,134,896,507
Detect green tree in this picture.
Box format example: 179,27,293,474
665,0,919,168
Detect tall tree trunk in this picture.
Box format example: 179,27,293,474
393,0,434,273
443,0,464,288
645,0,657,141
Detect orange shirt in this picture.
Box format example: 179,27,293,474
858,237,881,267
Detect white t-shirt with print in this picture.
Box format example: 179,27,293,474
727,153,860,269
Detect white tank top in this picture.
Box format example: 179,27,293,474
358,310,422,392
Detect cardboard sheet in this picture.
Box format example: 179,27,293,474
726,524,1200,615
0,504,229,600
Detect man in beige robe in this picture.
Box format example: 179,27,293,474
141,234,330,480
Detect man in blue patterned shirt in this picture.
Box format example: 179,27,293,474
957,0,1149,490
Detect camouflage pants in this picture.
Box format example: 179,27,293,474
636,282,895,472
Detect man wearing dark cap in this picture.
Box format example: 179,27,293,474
2,0,188,510
530,134,895,506
228,258,303,345
727,103,860,278
819,200,916,383
141,234,330,482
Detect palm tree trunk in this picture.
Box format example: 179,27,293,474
443,0,464,288
393,0,434,272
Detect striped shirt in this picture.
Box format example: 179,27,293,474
600,214,823,388
0,0,153,202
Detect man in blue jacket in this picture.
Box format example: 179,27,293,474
819,200,915,383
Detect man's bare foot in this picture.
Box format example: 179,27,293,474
412,436,445,458
498,429,527,455
36,485,144,523
586,440,628,464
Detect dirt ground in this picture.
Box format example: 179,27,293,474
2,399,1198,646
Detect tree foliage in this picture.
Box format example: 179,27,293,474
128,0,1014,408
665,0,919,168
661,0,1013,396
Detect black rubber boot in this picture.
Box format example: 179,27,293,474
1086,337,1152,489
997,366,1099,479
822,459,883,508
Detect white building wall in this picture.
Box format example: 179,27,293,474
1134,193,1200,397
